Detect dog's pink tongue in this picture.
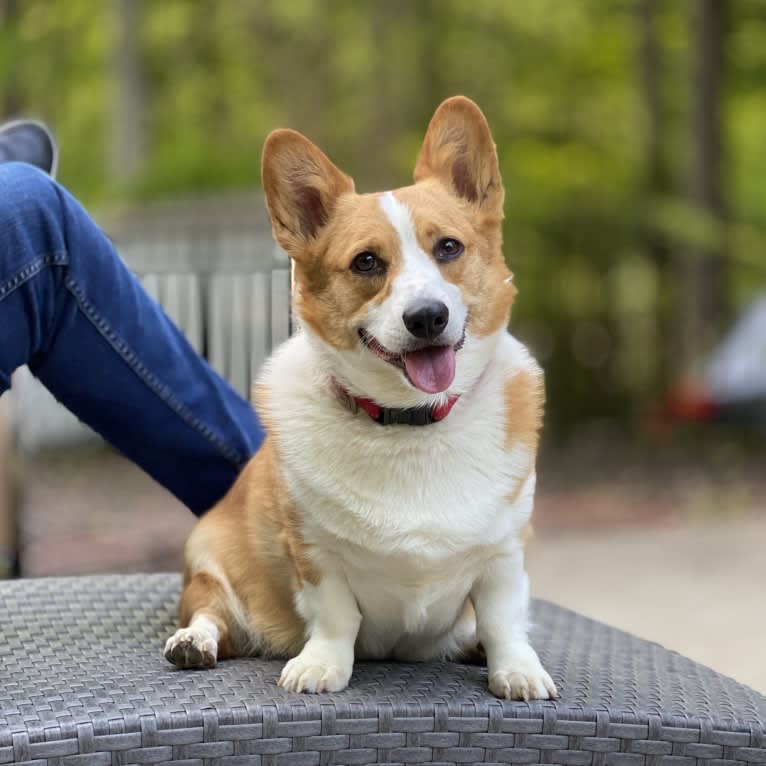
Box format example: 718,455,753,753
403,345,456,393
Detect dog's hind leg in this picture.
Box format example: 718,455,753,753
164,571,238,669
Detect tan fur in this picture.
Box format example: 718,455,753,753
520,522,534,547
414,97,505,221
178,571,236,658
291,193,405,350
251,382,272,429
179,439,314,658
504,370,545,453
261,129,355,252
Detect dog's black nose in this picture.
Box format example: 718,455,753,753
403,300,450,341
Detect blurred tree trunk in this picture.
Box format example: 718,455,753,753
415,0,447,130
677,0,727,373
639,0,664,258
366,0,417,188
112,0,146,184
0,0,22,116
638,0,667,390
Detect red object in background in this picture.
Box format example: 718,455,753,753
645,297,766,436
662,379,720,423
643,379,719,439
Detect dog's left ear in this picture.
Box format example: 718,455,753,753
262,129,355,257
414,96,504,220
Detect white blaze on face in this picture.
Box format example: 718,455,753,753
365,192,466,353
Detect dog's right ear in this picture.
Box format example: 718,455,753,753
261,129,355,256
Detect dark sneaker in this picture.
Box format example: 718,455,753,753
0,119,59,178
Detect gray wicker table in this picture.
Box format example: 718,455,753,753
0,574,763,765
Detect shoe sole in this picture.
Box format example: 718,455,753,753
0,118,59,179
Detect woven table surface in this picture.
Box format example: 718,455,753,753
0,574,763,765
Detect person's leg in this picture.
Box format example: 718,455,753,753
0,162,264,515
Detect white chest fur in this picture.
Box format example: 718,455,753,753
261,331,538,657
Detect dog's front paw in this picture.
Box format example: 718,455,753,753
278,651,352,693
164,627,218,669
488,664,557,701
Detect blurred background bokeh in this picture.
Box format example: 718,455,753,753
0,0,763,690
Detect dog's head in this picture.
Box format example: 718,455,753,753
262,96,515,407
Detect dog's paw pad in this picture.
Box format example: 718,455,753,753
278,656,350,694
164,628,218,669
489,666,557,701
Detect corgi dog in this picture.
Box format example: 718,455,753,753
164,96,556,701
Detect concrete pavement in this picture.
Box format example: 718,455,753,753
527,516,766,693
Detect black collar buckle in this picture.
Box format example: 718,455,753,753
376,406,435,426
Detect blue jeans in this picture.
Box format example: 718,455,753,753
0,163,264,515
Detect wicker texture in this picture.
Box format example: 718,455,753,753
0,574,763,765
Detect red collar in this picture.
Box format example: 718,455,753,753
333,382,460,426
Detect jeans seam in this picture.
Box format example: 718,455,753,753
64,275,247,470
0,252,69,301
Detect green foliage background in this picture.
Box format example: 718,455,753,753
3,0,766,434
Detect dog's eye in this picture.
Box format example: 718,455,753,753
434,238,464,262
351,251,384,275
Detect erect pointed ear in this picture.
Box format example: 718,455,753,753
414,96,504,219
261,129,355,255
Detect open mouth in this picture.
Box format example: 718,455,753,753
358,328,465,394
